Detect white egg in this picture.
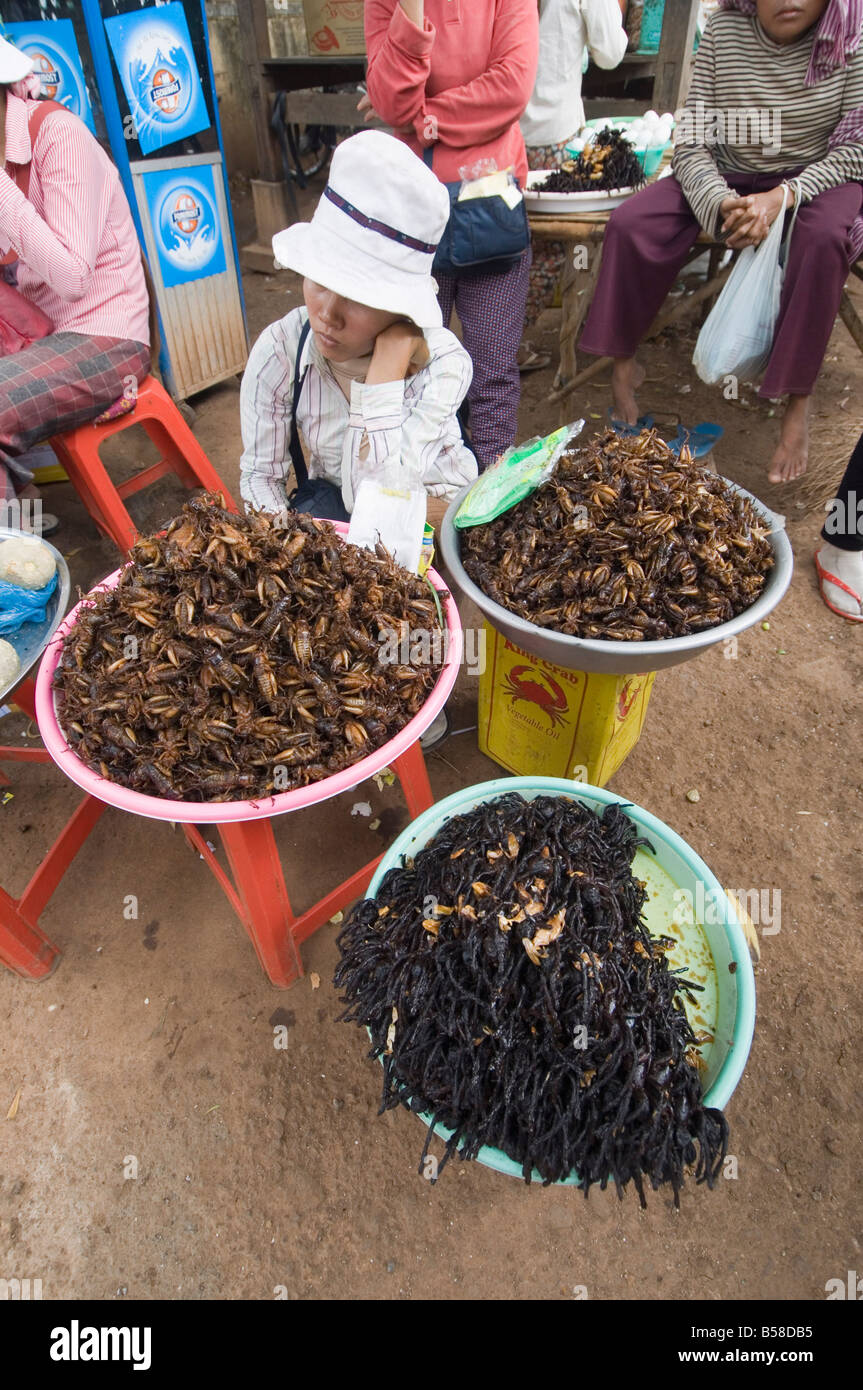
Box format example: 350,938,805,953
0,638,20,688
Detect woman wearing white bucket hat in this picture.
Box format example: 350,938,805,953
239,130,478,523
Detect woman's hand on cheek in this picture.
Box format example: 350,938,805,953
366,321,427,384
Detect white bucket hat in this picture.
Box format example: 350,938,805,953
0,35,34,85
272,129,450,330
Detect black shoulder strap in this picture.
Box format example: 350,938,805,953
289,316,312,491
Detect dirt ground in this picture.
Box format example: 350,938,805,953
1,181,861,1302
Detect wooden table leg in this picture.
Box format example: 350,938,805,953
557,238,603,427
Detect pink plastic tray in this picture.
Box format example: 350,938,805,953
35,530,461,826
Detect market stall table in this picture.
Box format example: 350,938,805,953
30,554,461,990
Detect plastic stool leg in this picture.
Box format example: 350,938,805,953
142,416,238,499
18,795,106,922
217,821,303,987
0,884,59,979
391,740,434,820
9,676,37,720
53,435,139,553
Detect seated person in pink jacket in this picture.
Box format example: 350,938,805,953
0,38,150,534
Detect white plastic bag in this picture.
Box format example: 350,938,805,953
348,478,427,573
693,187,797,385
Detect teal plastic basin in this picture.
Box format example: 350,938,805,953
365,777,756,1184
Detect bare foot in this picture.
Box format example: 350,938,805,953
611,357,645,426
768,395,810,483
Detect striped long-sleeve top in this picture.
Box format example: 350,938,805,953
239,307,477,516
0,94,149,344
672,10,863,238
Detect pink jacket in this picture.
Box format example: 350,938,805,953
365,0,539,186
0,95,149,344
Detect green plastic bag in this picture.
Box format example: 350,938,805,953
453,420,584,528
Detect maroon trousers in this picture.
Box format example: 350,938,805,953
579,171,863,397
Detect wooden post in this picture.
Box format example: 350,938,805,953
653,0,700,114
556,236,604,427
236,0,294,271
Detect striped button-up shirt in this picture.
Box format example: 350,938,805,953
0,95,149,344
239,307,477,515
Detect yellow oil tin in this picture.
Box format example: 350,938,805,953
477,622,655,786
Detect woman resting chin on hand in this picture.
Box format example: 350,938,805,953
239,130,477,526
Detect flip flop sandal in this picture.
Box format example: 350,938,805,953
667,423,724,459
813,549,863,622
607,410,656,436
517,344,552,374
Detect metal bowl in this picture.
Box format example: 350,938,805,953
0,527,71,705
439,480,794,675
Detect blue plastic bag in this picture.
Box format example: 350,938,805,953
0,571,58,635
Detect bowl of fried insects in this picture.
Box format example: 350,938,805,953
336,777,756,1202
36,500,461,823
439,429,793,674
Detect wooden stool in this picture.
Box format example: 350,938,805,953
528,212,730,423
49,374,236,555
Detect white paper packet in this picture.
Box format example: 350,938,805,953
348,479,427,573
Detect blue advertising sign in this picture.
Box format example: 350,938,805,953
142,164,226,289
4,20,97,136
104,2,210,157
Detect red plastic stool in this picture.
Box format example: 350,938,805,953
1,687,434,988
49,374,236,555
0,677,105,979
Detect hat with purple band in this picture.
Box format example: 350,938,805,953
271,129,451,330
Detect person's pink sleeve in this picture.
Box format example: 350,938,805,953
0,115,99,302
365,0,435,131
414,0,539,149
